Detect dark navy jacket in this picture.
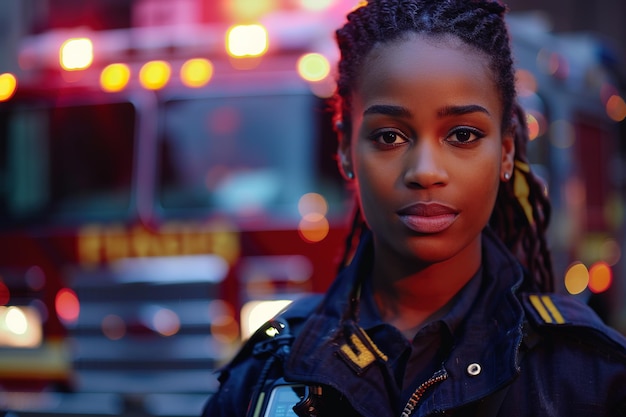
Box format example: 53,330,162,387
202,229,626,416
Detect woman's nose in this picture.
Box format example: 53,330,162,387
403,140,448,188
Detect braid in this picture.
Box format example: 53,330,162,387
337,204,368,272
491,104,554,291
333,0,555,290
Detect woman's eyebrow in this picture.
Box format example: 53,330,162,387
363,104,412,118
437,104,491,118
363,104,492,119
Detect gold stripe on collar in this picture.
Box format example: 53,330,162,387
338,326,388,374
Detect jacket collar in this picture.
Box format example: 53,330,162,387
422,228,526,414
285,228,526,417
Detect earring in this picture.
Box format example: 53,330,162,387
346,171,354,180
503,172,511,181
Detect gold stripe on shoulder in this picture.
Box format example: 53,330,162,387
541,295,566,324
529,294,553,323
529,294,566,324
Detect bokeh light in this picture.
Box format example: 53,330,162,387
139,60,171,90
606,94,626,122
525,111,547,141
100,63,131,92
588,262,612,294
152,308,180,337
0,306,42,347
564,262,589,295
298,217,330,243
102,314,126,340
5,306,28,335
547,52,569,79
0,73,17,101
226,24,269,58
298,193,330,243
298,193,328,220
180,58,214,88
30,299,48,323
515,69,538,96
55,288,80,324
59,38,94,71
297,53,331,82
25,266,46,291
599,238,621,266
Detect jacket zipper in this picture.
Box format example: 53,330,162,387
400,369,448,417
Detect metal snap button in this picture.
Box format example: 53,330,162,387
467,363,482,376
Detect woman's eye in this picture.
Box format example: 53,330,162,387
447,128,483,144
372,130,407,146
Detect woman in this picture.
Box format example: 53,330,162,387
202,1,626,416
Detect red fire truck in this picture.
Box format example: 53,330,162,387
0,3,624,415
0,2,356,413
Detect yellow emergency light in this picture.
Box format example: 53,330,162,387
100,63,131,92
180,58,213,88
139,60,171,90
0,73,17,101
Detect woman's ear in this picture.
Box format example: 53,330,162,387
500,130,515,181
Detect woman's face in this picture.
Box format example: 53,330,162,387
340,34,514,269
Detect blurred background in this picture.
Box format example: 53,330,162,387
0,0,624,416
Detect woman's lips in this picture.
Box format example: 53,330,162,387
397,203,458,234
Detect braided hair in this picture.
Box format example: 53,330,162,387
333,0,554,291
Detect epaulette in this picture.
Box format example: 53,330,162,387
521,292,626,355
